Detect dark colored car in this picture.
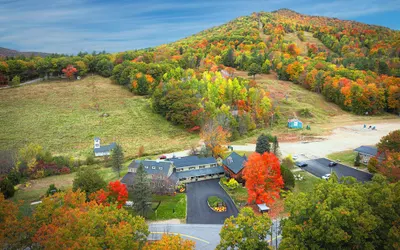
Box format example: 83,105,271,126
329,162,337,167
295,161,308,167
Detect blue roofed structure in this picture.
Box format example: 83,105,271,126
171,156,217,168
354,146,378,156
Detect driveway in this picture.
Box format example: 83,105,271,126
186,179,239,224
301,158,373,182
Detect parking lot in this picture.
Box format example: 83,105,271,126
300,158,373,182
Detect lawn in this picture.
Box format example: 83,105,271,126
147,194,186,221
292,170,322,194
0,75,198,158
327,150,357,167
11,160,131,215
220,180,248,208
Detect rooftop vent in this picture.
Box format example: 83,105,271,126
227,156,233,164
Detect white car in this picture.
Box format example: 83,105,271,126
322,174,331,180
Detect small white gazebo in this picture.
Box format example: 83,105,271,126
257,203,270,214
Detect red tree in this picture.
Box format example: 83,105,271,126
91,180,128,208
243,152,284,205
62,65,77,79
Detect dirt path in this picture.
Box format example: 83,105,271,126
230,122,400,157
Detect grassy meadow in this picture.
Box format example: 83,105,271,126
0,75,198,158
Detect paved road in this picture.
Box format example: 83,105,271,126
302,158,373,182
148,221,282,250
186,179,239,224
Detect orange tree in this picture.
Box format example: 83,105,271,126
243,152,284,204
32,190,149,249
200,120,231,157
144,234,195,250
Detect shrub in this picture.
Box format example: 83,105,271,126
281,164,295,190
208,196,224,207
86,154,95,165
281,155,295,169
299,108,313,118
226,178,240,190
0,178,15,198
367,157,378,173
53,156,69,167
45,184,60,197
10,75,20,87
7,170,21,185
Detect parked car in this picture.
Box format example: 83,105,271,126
295,161,308,167
322,174,331,180
329,162,337,167
292,155,299,160
159,155,167,159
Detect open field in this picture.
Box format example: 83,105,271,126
234,70,399,143
283,31,331,55
0,75,199,158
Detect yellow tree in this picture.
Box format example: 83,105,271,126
200,120,231,157
144,234,195,250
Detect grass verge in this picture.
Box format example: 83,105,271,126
326,150,357,167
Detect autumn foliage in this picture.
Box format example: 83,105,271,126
91,180,128,208
62,64,77,79
243,152,284,205
1,190,149,250
144,234,195,250
200,121,231,157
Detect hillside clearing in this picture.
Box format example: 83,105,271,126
283,31,331,54
0,76,198,158
234,71,398,143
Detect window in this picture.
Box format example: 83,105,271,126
177,168,183,172
152,166,156,169
210,164,217,167
145,166,148,169
199,165,205,169
179,178,186,181
159,167,163,170
189,167,196,170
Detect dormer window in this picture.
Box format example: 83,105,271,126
145,166,148,169
159,167,163,170
152,166,156,169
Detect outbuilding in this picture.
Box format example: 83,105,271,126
257,203,270,214
288,118,303,129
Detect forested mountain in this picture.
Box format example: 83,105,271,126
1,9,399,136
0,47,51,58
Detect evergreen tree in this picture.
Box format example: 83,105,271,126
0,178,15,198
132,162,152,217
256,134,270,154
111,144,124,178
223,48,235,67
272,136,280,156
354,153,361,166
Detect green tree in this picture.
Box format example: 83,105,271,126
280,175,400,249
11,75,20,87
281,155,295,169
111,144,124,178
72,168,107,197
132,163,152,217
280,164,295,190
368,157,379,173
0,178,15,198
256,133,270,154
354,152,361,166
248,63,262,79
217,207,272,250
223,48,235,67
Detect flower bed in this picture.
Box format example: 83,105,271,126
207,196,227,212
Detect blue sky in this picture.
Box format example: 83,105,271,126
0,0,399,54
